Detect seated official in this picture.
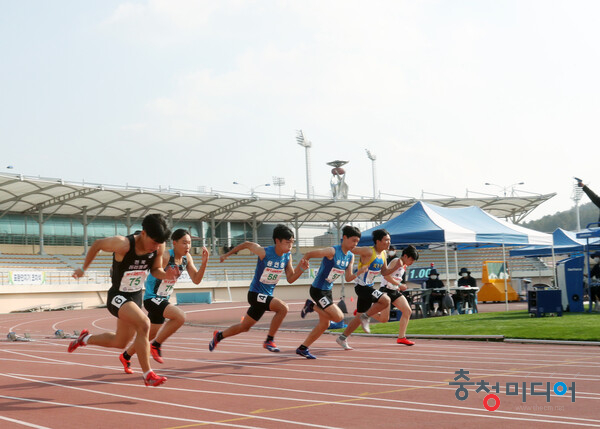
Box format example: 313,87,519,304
425,269,446,315
454,267,477,313
590,252,600,311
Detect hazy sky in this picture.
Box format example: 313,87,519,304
2,1,598,221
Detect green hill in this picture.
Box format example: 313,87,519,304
523,202,600,232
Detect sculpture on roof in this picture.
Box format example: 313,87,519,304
327,160,349,200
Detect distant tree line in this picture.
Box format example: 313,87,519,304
521,202,600,232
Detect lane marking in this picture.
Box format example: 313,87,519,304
0,373,341,429
0,415,50,429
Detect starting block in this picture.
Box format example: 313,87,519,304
7,332,32,342
54,330,79,339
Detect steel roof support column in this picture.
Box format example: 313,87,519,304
82,206,88,255
252,215,258,243
334,215,342,245
293,216,300,256
38,209,45,255
199,221,205,247
168,210,174,247
211,217,217,256
227,222,232,248
125,209,131,235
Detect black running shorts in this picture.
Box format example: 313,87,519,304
355,284,385,313
106,289,143,318
246,291,274,321
144,298,170,324
309,286,334,310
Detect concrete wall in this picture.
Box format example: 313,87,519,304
0,244,85,255
0,278,325,314
0,272,553,314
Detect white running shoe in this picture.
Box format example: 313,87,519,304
336,336,353,350
359,313,371,334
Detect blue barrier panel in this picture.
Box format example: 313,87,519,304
176,292,212,305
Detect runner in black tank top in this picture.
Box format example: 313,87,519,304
119,229,209,372
69,214,177,387
105,234,156,319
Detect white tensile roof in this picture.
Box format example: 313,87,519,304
0,173,555,224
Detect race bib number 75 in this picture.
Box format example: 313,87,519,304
119,270,148,292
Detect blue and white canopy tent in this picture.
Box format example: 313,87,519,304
358,202,553,309
509,228,600,258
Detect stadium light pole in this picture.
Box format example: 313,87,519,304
366,149,377,199
484,181,524,197
572,182,583,231
272,176,285,198
296,130,312,198
233,181,271,197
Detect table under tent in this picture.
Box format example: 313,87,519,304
511,227,600,313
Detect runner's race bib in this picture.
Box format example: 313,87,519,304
156,279,176,297
325,267,345,283
364,269,381,285
119,270,148,292
259,267,284,285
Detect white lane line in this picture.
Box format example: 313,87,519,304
7,373,600,427
183,305,250,313
0,373,342,429
8,316,75,333
183,302,306,314
1,346,598,400
0,394,258,429
0,415,50,429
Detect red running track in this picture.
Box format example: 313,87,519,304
0,301,598,428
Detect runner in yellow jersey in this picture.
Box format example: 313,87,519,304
336,229,393,350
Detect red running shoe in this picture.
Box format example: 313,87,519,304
119,353,134,374
144,371,167,387
67,329,89,353
150,344,163,364
396,337,415,346
208,330,220,352
263,340,280,352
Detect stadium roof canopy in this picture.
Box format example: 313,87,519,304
0,173,555,225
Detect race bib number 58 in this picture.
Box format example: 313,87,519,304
259,267,283,285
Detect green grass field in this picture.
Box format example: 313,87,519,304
359,311,600,341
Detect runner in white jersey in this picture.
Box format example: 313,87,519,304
69,214,178,387
379,245,419,345
118,228,209,373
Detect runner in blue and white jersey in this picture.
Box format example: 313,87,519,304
336,228,395,350
295,225,368,359
208,224,309,353
119,229,209,373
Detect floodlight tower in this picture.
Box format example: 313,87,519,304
296,130,312,198
572,182,583,231
365,149,377,199
273,176,285,198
